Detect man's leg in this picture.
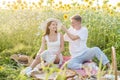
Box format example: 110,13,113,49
67,49,91,70
67,47,110,70
67,56,83,70
81,47,110,69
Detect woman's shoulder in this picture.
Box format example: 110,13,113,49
58,32,63,37
41,36,45,40
42,35,48,41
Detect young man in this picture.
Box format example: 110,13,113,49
61,14,110,70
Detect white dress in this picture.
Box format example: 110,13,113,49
40,33,63,65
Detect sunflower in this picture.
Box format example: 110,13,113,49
113,6,116,10
7,3,11,8
63,14,68,20
88,1,93,5
91,0,95,2
39,0,43,2
117,2,120,8
59,1,62,5
29,6,33,10
84,0,89,2
78,6,81,9
97,6,101,9
21,6,25,10
17,0,22,3
50,0,54,2
13,5,18,10
32,2,36,5
87,5,90,8
109,11,114,16
102,4,108,9
21,3,24,7
23,1,27,5
38,2,42,6
92,7,96,11
108,4,112,7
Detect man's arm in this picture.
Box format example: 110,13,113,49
65,30,79,40
62,26,79,41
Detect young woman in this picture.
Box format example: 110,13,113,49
25,18,64,76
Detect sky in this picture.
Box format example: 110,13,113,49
0,0,120,8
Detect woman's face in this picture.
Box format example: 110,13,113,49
49,21,57,32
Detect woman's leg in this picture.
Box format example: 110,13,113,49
30,55,41,69
31,50,50,68
24,55,41,77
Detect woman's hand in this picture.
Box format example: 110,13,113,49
35,54,41,60
54,51,60,64
61,25,67,32
55,51,60,56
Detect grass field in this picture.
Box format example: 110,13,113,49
0,0,120,80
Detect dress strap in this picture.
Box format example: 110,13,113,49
44,35,49,42
57,33,60,41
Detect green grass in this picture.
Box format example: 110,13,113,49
0,3,120,80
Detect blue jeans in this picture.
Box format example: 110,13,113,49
67,47,110,70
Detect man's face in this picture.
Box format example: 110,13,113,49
71,19,81,28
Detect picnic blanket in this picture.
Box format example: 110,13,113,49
30,56,98,80
62,56,98,76
11,54,120,80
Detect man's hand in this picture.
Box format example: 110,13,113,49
61,25,67,32
61,25,80,40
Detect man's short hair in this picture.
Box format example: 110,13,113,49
71,15,82,22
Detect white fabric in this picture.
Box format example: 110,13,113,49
64,27,88,58
24,67,32,77
40,33,63,65
40,18,62,31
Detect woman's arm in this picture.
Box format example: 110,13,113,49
56,33,64,54
37,36,46,55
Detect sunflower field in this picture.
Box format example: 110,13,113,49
0,0,120,80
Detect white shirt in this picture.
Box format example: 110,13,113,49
64,27,89,58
